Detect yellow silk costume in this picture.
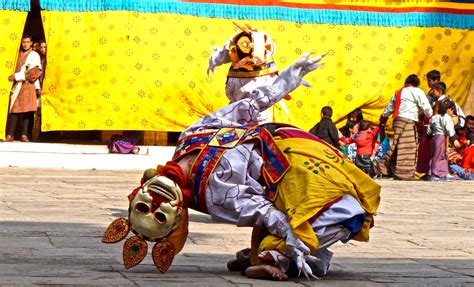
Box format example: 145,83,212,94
255,137,380,259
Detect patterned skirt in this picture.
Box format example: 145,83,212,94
376,117,418,180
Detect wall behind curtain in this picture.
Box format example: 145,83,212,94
0,10,29,140
39,1,474,133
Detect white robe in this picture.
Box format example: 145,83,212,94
179,60,365,275
208,39,290,124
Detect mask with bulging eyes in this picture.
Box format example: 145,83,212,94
229,24,276,68
129,176,183,240
103,171,188,273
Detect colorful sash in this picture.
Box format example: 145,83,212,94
393,88,403,119
173,126,291,213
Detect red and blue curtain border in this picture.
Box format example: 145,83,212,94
36,0,474,29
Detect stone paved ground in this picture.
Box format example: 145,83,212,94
0,167,472,286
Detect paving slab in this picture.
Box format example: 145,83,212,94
0,167,473,286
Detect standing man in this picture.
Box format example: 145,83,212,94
5,34,42,142
414,70,440,179
377,74,432,180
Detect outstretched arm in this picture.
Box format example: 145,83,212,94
207,39,232,75
181,53,327,137
249,52,325,112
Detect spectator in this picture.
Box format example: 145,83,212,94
427,100,457,181
414,71,440,179
449,115,474,180
37,39,47,89
340,108,363,137
32,41,40,52
339,120,358,161
432,82,465,127
462,115,474,147
426,69,441,107
414,110,432,180
27,39,47,140
377,74,432,180
338,108,366,161
309,106,341,147
460,115,474,176
5,34,42,142
34,40,52,141
349,120,378,178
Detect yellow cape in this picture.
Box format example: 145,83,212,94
253,137,381,263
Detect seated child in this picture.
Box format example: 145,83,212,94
461,144,474,177
450,115,474,180
372,124,390,164
309,106,343,148
457,115,473,150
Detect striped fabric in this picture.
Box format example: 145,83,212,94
10,51,42,113
377,118,418,180
38,0,474,29
10,66,41,113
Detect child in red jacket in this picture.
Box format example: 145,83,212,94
349,120,379,178
461,116,474,174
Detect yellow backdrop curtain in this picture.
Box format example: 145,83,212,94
40,10,474,132
0,11,28,140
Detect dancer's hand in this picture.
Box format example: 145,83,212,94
263,207,320,280
207,47,219,76
275,52,327,91
285,230,320,279
289,52,327,87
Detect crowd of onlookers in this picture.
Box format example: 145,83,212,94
3,35,473,180
309,70,473,181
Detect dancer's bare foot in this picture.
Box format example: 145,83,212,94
245,264,288,281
